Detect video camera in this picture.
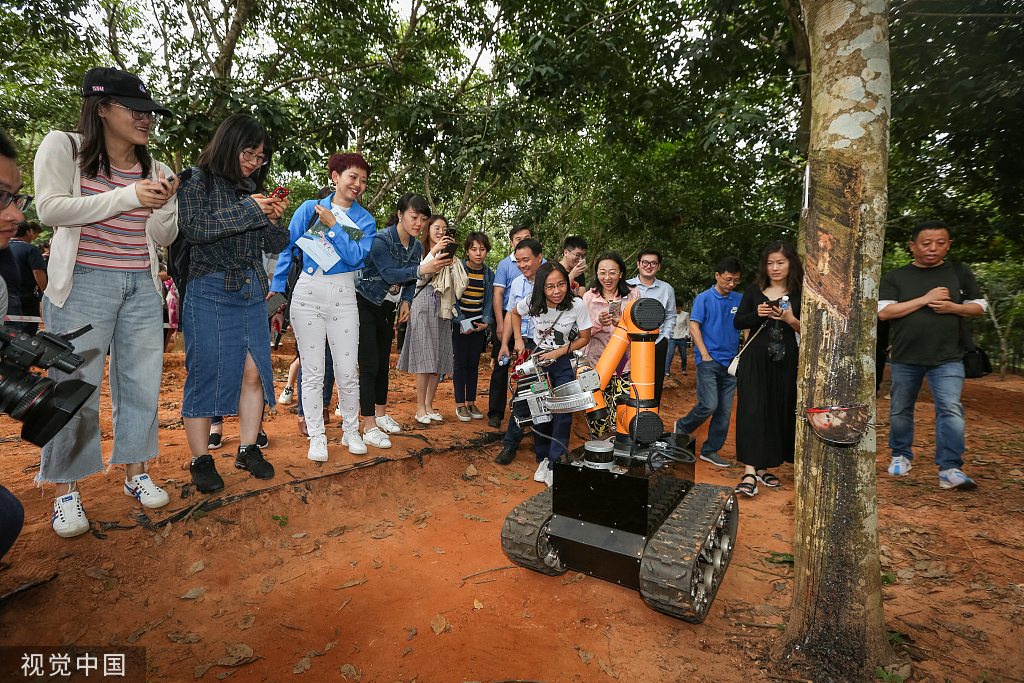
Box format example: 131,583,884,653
0,324,96,446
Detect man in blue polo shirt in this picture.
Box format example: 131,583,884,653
674,256,743,467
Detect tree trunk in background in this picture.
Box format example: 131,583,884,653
775,1,893,680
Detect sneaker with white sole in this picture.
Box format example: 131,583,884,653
52,492,90,538
278,386,294,405
888,455,912,476
343,431,367,455
534,460,549,483
543,462,553,487
939,468,976,490
308,434,329,462
363,427,392,449
700,452,731,468
376,415,401,433
456,407,472,422
335,405,343,417
124,474,169,509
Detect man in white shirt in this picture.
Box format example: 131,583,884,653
626,248,676,405
666,305,690,377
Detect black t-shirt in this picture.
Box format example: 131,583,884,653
8,239,45,298
879,260,981,366
0,246,23,318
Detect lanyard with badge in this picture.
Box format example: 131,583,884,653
520,279,532,336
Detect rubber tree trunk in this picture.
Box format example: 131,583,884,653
775,1,894,680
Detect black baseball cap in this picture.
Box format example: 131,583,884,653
81,67,173,117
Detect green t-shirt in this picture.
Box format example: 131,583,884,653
878,260,981,366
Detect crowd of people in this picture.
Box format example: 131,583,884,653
0,67,988,548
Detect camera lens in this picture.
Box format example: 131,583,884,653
0,364,95,447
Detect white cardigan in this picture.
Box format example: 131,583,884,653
33,131,179,308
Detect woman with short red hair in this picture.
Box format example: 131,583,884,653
270,152,377,461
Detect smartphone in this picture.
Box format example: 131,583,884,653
441,227,459,258
268,186,290,200
607,300,622,319
266,292,287,317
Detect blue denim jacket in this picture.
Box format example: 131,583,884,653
452,261,495,326
356,225,423,306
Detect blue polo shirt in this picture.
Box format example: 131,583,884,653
690,286,742,366
493,254,521,310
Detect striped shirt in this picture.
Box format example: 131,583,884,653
459,265,485,316
76,164,151,271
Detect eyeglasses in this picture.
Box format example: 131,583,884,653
109,102,158,122
0,191,32,212
566,250,586,261
640,259,660,268
241,149,269,166
597,269,620,278
544,281,568,292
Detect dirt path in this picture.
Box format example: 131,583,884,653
1,345,1021,682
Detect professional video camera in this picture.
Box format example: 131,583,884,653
0,324,96,447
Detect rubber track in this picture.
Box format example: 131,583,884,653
639,483,738,623
500,488,567,576
646,476,691,537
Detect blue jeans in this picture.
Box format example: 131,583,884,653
41,267,164,483
888,362,965,471
665,338,688,374
674,359,736,456
503,340,537,450
533,354,575,465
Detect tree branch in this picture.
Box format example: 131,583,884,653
197,0,225,51
103,2,128,71
454,173,503,228
149,0,173,77
182,0,217,71
213,0,257,79
263,61,389,95
903,12,1024,18
564,0,645,42
367,161,416,212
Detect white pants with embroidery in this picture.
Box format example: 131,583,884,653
291,270,360,437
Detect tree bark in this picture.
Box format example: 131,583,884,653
775,1,894,680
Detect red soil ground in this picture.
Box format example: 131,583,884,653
1,337,1021,683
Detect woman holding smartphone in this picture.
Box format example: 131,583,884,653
269,153,376,462
356,194,452,448
508,262,592,487
177,113,289,494
451,231,494,421
34,67,178,538
397,214,457,423
581,251,638,369
733,241,803,497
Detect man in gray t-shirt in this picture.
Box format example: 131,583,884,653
877,221,986,490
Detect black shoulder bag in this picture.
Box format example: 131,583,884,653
951,261,990,379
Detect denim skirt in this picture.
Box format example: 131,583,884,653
181,270,276,418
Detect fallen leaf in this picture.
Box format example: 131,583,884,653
433,548,446,554
578,650,594,665
370,559,383,569
215,672,234,681
184,560,205,579
413,511,433,524
950,505,967,512
453,492,467,501
465,464,478,478
430,614,446,635
598,657,619,679
486,475,502,486
561,572,585,585
194,663,212,679
293,656,312,674
237,615,255,631
84,567,110,580
896,569,915,580
259,576,276,594
335,576,367,590
161,523,172,539
216,643,253,666
504,472,528,480
168,632,202,644
103,578,117,591
127,610,172,644
180,587,206,599
339,663,361,681
326,526,351,537
405,627,417,641
473,599,483,610
462,514,489,522
336,598,352,613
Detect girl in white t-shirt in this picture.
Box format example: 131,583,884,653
509,262,592,486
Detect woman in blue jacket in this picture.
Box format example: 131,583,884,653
355,193,451,448
269,153,376,461
451,231,495,421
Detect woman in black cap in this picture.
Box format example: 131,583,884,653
33,67,178,538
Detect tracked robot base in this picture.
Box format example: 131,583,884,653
499,298,739,623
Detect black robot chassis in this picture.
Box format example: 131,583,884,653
500,434,739,623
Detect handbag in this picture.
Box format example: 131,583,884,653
951,261,989,379
727,324,766,377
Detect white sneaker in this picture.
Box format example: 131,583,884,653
278,386,294,405
426,412,443,422
307,434,329,462
52,492,90,538
343,431,367,455
534,460,549,483
543,462,553,487
363,427,392,449
375,414,401,433
888,455,912,476
124,474,169,509
335,405,343,417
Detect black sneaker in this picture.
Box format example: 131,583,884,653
494,447,517,465
235,444,275,480
208,433,222,450
487,416,502,429
190,454,225,494
256,431,269,448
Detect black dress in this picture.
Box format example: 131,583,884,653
734,289,801,469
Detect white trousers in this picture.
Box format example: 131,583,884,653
291,270,360,436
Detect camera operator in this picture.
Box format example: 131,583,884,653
33,68,178,538
0,128,27,557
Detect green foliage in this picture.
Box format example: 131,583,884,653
880,572,898,586
271,514,288,527
875,668,904,683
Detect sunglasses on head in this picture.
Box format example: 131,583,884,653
0,191,32,212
